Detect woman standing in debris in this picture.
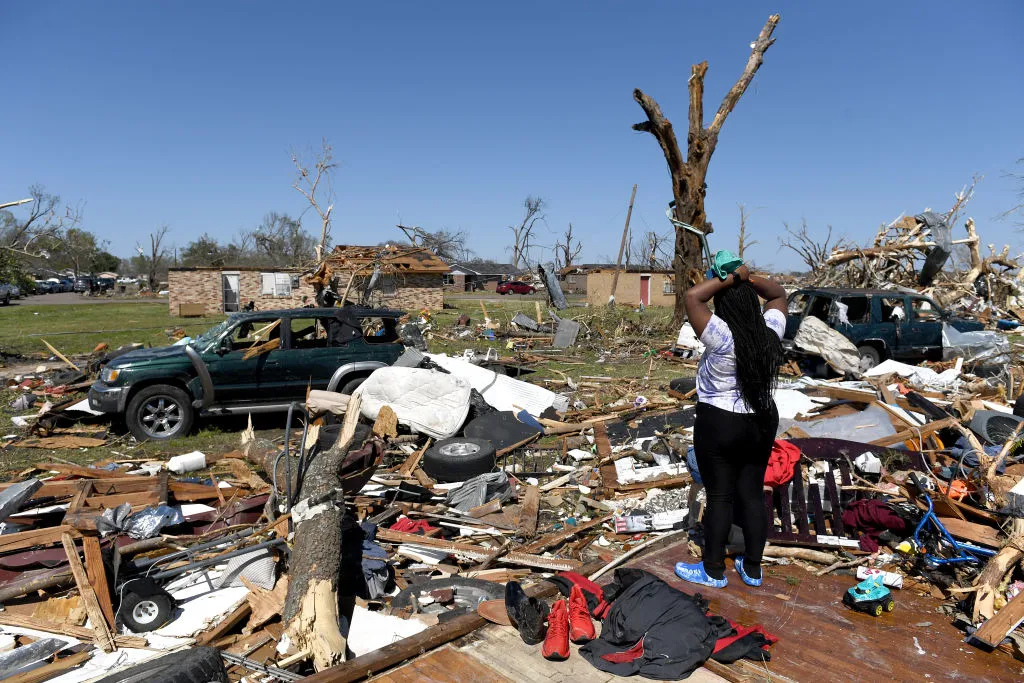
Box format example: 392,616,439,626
675,264,787,589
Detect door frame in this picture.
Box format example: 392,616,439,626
639,275,651,306
221,272,240,313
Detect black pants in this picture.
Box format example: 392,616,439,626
694,401,778,579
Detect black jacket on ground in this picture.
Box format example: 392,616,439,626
579,569,730,680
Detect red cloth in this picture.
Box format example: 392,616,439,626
712,620,779,655
389,517,438,535
763,440,801,487
601,637,645,664
841,499,908,552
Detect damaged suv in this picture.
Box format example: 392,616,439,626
784,287,984,368
89,307,406,441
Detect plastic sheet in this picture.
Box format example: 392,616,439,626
787,404,897,443
98,503,185,539
0,638,68,678
942,323,1010,363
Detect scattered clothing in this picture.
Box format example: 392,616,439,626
389,517,438,535
580,569,727,680
764,439,802,487
357,523,392,599
710,618,778,664
841,499,909,553
547,571,611,619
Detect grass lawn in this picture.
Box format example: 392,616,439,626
0,297,689,475
0,302,225,358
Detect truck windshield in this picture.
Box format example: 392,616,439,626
193,319,234,348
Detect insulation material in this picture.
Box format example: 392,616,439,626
793,316,861,375
773,389,829,420
425,353,570,415
865,359,962,390
343,604,429,657
359,367,472,438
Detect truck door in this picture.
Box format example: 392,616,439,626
201,318,277,403
904,296,944,360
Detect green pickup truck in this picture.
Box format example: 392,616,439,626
89,306,406,441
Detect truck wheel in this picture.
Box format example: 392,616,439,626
126,385,194,441
423,437,497,482
93,646,227,683
339,377,366,396
857,345,882,370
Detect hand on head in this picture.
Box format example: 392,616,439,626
733,264,750,283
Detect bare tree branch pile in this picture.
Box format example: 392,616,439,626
795,179,1023,310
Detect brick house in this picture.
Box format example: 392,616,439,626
167,245,450,317
584,267,675,307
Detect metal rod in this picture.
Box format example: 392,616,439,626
146,538,286,581
220,652,304,682
129,528,256,571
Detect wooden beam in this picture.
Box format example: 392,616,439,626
36,463,124,479
0,612,146,648
376,529,582,572
60,533,116,653
520,514,612,554
516,485,540,538
972,590,1024,648
869,417,958,447
195,601,252,646
0,525,78,553
82,536,116,629
4,650,91,683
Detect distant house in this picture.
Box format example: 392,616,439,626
167,244,450,317
447,261,522,292
582,266,676,307
558,264,617,295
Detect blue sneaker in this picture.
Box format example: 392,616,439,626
674,562,728,589
734,557,762,587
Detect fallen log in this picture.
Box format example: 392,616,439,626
763,545,838,564
282,394,365,672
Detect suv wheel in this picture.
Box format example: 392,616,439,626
126,385,194,441
857,345,882,371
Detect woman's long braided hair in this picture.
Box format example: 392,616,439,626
713,282,785,415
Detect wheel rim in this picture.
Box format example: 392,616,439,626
440,442,481,457
139,396,183,437
132,599,161,625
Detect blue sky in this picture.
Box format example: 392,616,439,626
3,1,1022,270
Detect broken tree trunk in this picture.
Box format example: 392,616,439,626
632,14,780,324
282,394,366,671
972,518,1024,622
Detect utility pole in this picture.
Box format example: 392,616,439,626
609,184,638,306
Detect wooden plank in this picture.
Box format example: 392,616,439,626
398,439,431,477
938,517,1002,548
376,529,582,572
516,485,540,538
0,612,146,648
60,533,115,653
35,463,124,479
0,525,77,553
68,480,93,513
195,601,252,646
520,514,612,554
40,338,80,370
169,481,239,500
4,650,91,683
82,536,116,629
869,417,957,447
83,491,160,508
157,468,169,505
971,590,1024,648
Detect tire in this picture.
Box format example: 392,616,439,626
93,646,227,683
857,345,882,371
119,584,175,633
872,603,883,617
423,437,497,482
339,377,366,396
885,599,895,612
126,385,194,441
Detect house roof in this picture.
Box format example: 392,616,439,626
329,245,450,274
169,266,305,273
562,264,672,275
450,261,521,276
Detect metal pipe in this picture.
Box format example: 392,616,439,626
146,538,287,581
129,528,256,571
220,652,304,682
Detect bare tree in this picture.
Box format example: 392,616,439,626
292,139,337,261
249,212,318,266
396,225,472,262
632,15,780,323
0,185,78,258
643,230,672,269
509,196,545,268
555,222,583,270
778,219,838,274
737,204,759,261
137,225,171,290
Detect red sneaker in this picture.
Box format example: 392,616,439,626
542,599,570,661
568,584,596,643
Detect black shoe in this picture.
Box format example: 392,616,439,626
505,581,549,645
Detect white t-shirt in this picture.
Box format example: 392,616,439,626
696,308,786,413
